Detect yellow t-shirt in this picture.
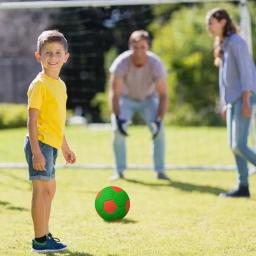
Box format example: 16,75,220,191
27,72,67,149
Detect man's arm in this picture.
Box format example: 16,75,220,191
28,108,45,171
108,74,129,136
109,74,123,115
156,78,169,120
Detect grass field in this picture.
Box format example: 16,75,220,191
0,125,234,166
1,126,256,256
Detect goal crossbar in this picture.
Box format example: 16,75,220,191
0,0,240,10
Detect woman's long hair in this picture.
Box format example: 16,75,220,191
206,8,238,66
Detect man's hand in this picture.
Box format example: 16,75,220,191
116,115,129,136
32,151,46,171
151,119,162,139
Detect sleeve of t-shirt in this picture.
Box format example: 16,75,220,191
230,37,255,91
27,82,44,110
153,59,167,81
109,55,126,78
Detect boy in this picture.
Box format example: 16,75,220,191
24,30,76,253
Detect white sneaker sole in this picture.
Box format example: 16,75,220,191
32,246,67,253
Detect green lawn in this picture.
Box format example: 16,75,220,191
0,125,234,166
1,126,256,255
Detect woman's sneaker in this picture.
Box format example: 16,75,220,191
32,236,67,253
219,185,250,198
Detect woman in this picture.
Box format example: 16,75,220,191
206,8,256,197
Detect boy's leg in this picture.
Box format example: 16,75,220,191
45,179,56,235
32,180,49,238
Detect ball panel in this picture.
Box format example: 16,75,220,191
125,200,130,212
113,190,129,207
111,186,123,192
96,191,101,198
103,200,117,214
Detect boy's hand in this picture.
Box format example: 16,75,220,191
62,148,76,164
32,152,46,171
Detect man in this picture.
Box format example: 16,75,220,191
109,30,169,181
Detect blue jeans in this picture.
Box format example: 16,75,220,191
227,93,256,187
111,96,165,174
24,136,58,181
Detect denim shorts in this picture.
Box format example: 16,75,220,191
24,137,58,181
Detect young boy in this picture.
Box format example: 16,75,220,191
24,30,76,253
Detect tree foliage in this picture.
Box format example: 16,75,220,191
150,3,240,125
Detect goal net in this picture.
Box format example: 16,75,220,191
0,0,253,171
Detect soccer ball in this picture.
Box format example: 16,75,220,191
95,186,130,221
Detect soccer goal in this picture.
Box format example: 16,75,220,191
0,0,253,171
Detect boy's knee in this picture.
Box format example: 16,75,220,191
32,181,55,196
48,187,56,199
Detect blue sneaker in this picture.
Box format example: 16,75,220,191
32,236,67,253
47,233,67,247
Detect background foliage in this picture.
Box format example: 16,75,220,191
93,2,256,126
1,2,256,126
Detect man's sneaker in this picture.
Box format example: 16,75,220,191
219,185,250,198
157,172,170,180
110,172,125,181
32,236,67,253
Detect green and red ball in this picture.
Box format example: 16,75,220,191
95,186,130,221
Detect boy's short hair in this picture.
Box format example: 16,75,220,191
37,30,68,53
128,30,150,45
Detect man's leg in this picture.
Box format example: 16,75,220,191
141,96,169,180
112,125,127,176
111,97,135,179
153,125,166,175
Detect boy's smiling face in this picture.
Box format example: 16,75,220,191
35,42,69,78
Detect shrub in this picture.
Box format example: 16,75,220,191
0,104,27,129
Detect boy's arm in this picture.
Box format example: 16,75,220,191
28,108,46,171
61,135,76,164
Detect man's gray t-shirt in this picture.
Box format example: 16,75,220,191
109,50,167,101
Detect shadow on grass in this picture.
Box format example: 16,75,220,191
124,178,225,195
0,200,28,211
7,205,28,211
46,249,94,255
0,200,9,206
0,170,31,190
0,170,29,184
104,218,137,224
